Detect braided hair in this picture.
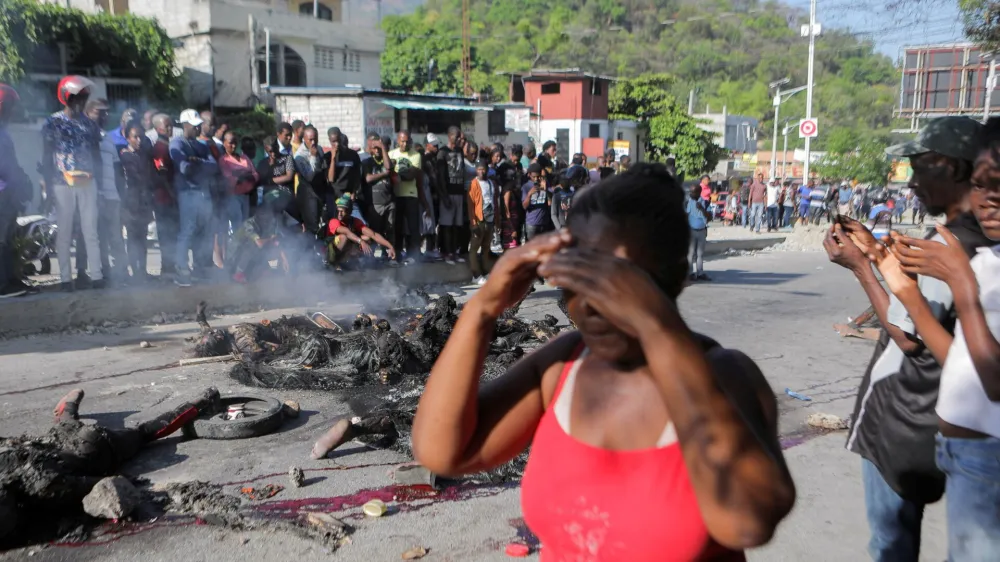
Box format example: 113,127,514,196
567,162,690,298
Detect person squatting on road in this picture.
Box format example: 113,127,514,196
326,195,396,268
824,116,992,562
411,164,795,560
870,117,1000,562
0,387,221,547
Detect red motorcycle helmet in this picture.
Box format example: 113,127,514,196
56,75,95,106
0,83,19,116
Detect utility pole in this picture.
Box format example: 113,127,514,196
782,123,791,178
461,0,471,96
769,78,789,180
802,0,820,185
249,15,259,99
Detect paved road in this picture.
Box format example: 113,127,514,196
0,251,946,561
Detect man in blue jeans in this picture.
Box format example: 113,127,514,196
169,109,215,287
824,116,989,562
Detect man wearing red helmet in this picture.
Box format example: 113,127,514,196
0,84,37,298
41,75,104,291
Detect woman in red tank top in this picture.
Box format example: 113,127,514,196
413,165,795,561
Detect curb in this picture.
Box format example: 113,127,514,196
0,263,474,338
705,236,785,256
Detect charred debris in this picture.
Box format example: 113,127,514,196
195,288,562,482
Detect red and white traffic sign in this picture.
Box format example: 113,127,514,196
799,118,818,138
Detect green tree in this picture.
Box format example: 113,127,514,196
0,0,182,102
814,135,893,186
610,73,725,177
961,0,1000,52
379,0,899,146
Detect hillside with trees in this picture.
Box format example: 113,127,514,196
380,0,900,150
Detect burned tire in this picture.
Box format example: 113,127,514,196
185,394,284,440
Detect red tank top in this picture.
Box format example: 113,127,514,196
521,345,745,561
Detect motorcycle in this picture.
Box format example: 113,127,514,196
15,214,57,276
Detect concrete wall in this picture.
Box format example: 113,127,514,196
539,118,579,156
274,94,365,149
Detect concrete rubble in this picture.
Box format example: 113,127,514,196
82,476,141,519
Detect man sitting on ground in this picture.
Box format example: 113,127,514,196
326,195,396,268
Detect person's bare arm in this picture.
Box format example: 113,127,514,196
361,226,396,255
521,186,534,210
823,222,921,353
412,234,572,475
892,227,1000,399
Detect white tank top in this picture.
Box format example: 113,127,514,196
936,245,1000,438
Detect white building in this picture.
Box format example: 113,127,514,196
691,108,759,154
44,0,386,108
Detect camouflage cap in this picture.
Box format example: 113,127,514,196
886,116,984,162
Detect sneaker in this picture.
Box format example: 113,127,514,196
0,285,27,298
425,249,442,260
445,258,456,265
404,257,417,266
455,257,467,264
232,271,248,284
475,276,488,286
59,282,74,293
174,272,192,287
91,279,106,290
387,260,401,268
696,273,712,282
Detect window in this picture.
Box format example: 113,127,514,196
616,132,623,140
95,0,129,14
588,123,600,138
258,44,307,87
930,50,956,68
591,80,602,95
488,110,506,136
904,53,919,70
541,83,561,94
299,2,334,21
314,46,361,72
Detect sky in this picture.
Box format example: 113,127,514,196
786,0,966,61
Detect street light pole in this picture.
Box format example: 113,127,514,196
769,78,789,180
782,125,790,178
802,0,820,185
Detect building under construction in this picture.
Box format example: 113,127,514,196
897,42,999,131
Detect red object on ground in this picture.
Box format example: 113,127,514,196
232,271,248,284
505,543,530,557
152,406,199,440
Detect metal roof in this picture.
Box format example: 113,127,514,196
380,99,492,111
496,68,616,81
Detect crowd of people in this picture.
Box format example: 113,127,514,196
0,76,637,297
703,173,922,236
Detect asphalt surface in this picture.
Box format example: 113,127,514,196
0,251,946,561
